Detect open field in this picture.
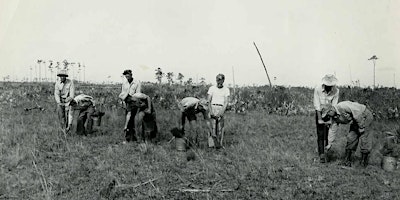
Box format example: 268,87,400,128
1,93,400,199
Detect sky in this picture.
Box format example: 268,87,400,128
0,0,399,87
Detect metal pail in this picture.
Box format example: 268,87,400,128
92,116,102,126
382,156,397,171
176,138,187,151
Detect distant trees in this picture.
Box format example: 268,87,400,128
155,67,164,84
166,72,174,85
177,73,184,85
154,68,205,86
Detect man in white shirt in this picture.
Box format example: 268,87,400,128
313,74,339,163
54,69,75,131
207,74,230,148
118,69,142,142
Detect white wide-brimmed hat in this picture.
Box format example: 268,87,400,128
322,74,338,86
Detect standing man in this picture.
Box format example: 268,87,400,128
321,101,374,167
118,69,141,142
313,74,339,163
54,69,75,131
207,74,230,148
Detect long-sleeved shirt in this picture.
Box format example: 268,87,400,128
71,94,95,110
328,101,370,145
313,85,339,111
333,101,367,127
314,85,339,146
54,79,75,105
118,79,141,101
179,97,200,112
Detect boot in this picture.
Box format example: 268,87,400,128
361,152,369,167
319,154,327,163
343,150,352,167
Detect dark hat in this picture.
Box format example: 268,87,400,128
122,69,132,75
57,69,68,77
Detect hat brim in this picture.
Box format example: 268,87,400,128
57,74,68,77
322,81,337,86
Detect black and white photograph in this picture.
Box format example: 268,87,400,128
0,0,399,199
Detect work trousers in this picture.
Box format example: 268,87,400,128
315,111,329,155
75,105,95,135
57,104,71,129
345,109,374,153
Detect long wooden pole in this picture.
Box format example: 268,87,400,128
253,42,272,88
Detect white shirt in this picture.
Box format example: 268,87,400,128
118,79,141,100
207,85,230,105
313,85,339,111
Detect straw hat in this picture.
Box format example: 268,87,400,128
57,69,68,77
322,74,338,86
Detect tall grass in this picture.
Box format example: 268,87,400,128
1,83,400,199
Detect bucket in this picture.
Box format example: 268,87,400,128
382,156,397,171
176,138,187,151
92,116,102,126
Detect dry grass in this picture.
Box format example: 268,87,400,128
1,99,400,200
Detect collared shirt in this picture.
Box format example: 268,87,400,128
118,79,141,100
333,101,367,126
54,79,75,104
207,85,230,105
313,85,339,111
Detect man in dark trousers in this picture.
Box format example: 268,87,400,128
68,94,95,135
313,74,339,163
118,69,141,143
178,97,211,145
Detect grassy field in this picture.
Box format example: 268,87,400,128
1,100,400,200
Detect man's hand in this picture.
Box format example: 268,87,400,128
318,119,325,124
325,144,332,151
144,108,151,114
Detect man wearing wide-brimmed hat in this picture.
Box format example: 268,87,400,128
321,101,374,167
54,69,75,131
313,74,339,163
119,69,142,143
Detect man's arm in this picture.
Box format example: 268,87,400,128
326,122,338,150
124,111,131,130
54,83,61,104
70,80,75,98
332,88,339,105
207,94,212,115
144,96,152,114
136,81,142,93
221,96,229,116
313,88,324,124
